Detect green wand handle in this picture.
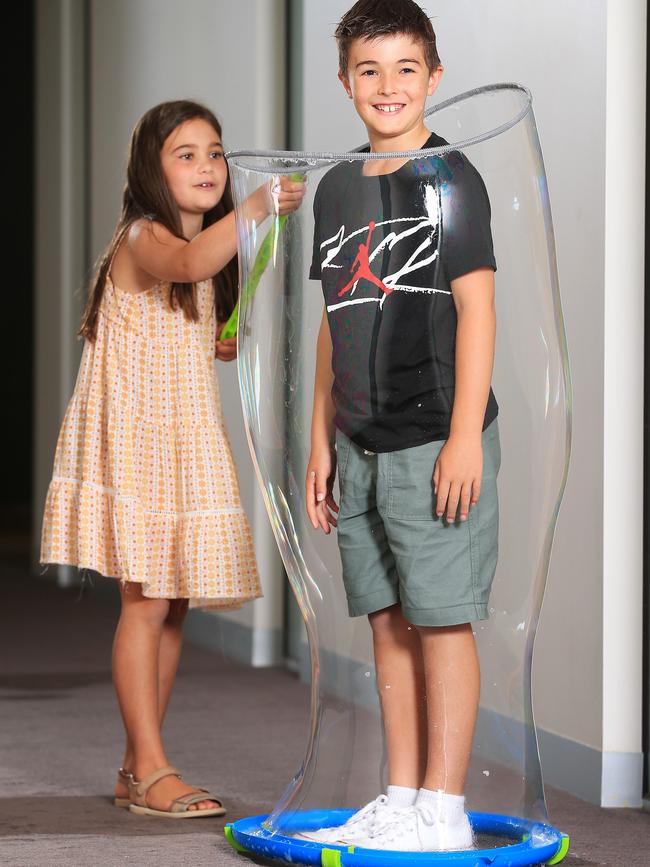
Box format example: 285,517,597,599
220,172,304,340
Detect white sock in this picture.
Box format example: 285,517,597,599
386,785,418,807
416,788,466,823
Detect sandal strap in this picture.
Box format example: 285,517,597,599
130,765,181,800
169,790,223,812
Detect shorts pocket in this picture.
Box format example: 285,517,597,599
386,439,444,521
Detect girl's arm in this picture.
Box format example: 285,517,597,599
128,177,305,284
433,267,496,522
306,308,339,533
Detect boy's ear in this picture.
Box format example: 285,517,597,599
428,65,444,97
338,69,354,99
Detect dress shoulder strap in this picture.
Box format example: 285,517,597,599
107,224,132,278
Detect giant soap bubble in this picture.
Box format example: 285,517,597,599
224,84,571,866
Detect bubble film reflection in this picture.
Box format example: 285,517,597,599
225,85,571,865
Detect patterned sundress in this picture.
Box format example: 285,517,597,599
40,273,262,610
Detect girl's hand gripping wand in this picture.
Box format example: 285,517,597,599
220,172,305,340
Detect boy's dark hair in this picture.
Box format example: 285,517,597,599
335,0,441,77
80,100,238,341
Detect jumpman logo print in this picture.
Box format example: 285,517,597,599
337,221,393,298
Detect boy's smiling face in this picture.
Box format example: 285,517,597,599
339,33,443,152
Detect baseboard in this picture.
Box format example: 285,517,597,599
294,638,381,713
185,609,283,668
537,731,642,808
472,708,605,806
291,638,643,807
536,726,604,804
79,573,282,667
600,750,644,808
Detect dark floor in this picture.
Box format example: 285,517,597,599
1,559,648,867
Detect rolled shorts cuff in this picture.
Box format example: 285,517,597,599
347,586,400,618
401,602,489,627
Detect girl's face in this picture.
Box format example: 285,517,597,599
161,118,228,220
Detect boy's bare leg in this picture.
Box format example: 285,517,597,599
415,623,480,794
369,604,428,788
112,584,214,810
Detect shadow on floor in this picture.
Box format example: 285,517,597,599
0,795,268,838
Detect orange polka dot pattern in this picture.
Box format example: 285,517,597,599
40,277,262,610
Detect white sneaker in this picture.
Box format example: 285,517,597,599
355,802,474,852
295,795,410,844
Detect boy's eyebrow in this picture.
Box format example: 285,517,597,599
356,58,422,68
171,141,223,153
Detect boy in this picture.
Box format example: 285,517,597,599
303,0,500,853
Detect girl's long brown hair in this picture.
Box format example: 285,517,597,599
79,100,238,341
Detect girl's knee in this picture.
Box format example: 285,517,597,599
119,583,170,626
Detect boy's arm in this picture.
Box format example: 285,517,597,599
306,308,339,533
434,267,496,522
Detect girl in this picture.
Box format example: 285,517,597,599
40,100,305,818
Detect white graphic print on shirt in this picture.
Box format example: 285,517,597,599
320,185,451,313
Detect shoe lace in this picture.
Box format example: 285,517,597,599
342,794,389,830
372,802,437,843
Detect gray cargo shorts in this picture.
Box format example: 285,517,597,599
335,420,500,627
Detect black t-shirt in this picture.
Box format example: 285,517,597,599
310,132,498,453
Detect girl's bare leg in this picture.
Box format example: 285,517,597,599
119,598,189,775
368,604,428,788
415,623,480,794
112,584,214,810
157,598,190,723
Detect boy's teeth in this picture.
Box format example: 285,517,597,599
377,105,402,112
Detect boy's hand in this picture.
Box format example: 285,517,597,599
306,445,339,533
433,433,483,523
215,324,237,362
269,175,306,216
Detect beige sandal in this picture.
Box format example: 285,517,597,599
127,765,226,818
114,767,133,808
